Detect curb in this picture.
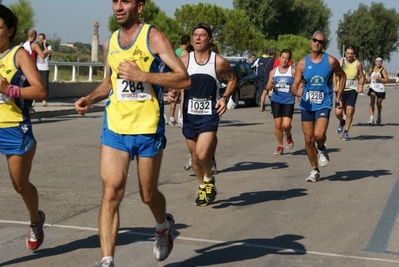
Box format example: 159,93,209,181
30,105,105,120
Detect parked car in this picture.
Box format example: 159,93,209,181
220,57,259,107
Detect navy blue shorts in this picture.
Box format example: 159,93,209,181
182,122,219,139
101,128,166,160
335,90,358,108
0,126,35,155
301,108,331,122
368,88,386,99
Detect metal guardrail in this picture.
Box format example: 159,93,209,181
49,60,398,82
49,61,105,82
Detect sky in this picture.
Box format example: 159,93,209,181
2,0,398,71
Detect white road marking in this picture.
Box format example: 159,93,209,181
1,220,399,264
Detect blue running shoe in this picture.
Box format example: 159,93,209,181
342,131,350,141
336,120,345,134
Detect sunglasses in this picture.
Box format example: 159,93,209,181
312,38,325,44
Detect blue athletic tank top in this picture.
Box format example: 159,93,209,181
270,66,295,104
300,53,333,111
183,51,220,129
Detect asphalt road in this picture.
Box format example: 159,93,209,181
0,86,399,266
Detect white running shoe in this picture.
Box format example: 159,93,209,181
317,146,329,167
368,118,374,125
306,169,320,182
154,214,174,261
184,154,192,170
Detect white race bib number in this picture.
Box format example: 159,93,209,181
275,84,290,93
188,97,212,115
345,79,356,89
116,78,152,101
306,90,324,104
372,81,385,92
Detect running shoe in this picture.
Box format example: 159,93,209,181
204,176,217,203
26,210,45,251
317,145,329,167
376,114,381,125
368,118,374,125
285,134,294,149
154,213,175,261
274,145,284,155
306,169,320,182
94,259,114,267
211,158,218,174
168,117,177,126
184,154,192,170
195,187,208,206
336,120,345,134
342,131,350,141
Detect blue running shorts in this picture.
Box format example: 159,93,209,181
335,90,358,108
301,108,331,122
0,125,36,155
101,128,167,160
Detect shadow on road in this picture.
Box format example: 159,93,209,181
211,189,308,209
351,134,394,140
322,169,392,182
220,161,289,173
165,234,306,266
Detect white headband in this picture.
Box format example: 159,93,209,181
375,57,383,62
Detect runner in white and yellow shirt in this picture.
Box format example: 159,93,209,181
333,45,364,141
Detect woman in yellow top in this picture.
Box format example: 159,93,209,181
0,5,47,251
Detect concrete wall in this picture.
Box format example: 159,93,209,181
48,82,101,99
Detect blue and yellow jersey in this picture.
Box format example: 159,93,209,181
0,46,30,128
105,23,168,134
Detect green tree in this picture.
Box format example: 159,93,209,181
233,0,331,44
47,34,61,52
221,9,265,56
337,2,399,65
174,3,227,41
107,15,118,34
8,0,35,45
267,35,310,63
175,3,266,55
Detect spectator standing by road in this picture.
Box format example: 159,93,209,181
0,4,47,251
366,57,388,125
168,34,190,126
259,48,276,111
21,29,47,63
291,31,346,182
252,47,275,107
168,23,237,207
74,0,190,266
36,33,52,107
247,53,256,64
